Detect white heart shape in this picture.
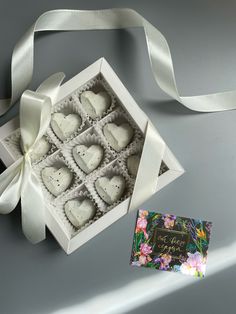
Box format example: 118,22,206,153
127,154,141,177
72,144,104,174
42,166,73,196
103,123,134,152
30,136,51,162
65,198,96,228
80,90,111,119
51,112,82,141
95,175,125,204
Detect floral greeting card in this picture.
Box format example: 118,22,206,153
130,210,212,278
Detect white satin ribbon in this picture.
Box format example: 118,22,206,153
1,8,236,115
0,72,65,243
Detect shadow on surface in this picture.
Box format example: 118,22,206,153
126,264,236,314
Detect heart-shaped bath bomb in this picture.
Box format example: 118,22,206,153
103,122,134,152
95,175,125,204
80,90,111,119
30,136,51,162
41,166,73,196
65,198,96,228
72,144,103,174
127,154,141,177
51,112,82,141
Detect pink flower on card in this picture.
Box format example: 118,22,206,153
163,214,176,229
180,252,206,276
139,254,152,265
140,243,152,256
135,217,148,239
139,254,147,265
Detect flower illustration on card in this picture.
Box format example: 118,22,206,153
139,254,152,265
130,210,212,278
180,252,206,277
135,210,149,239
196,228,206,240
140,243,152,256
163,214,176,229
153,254,172,270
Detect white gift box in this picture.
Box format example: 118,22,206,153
0,58,184,254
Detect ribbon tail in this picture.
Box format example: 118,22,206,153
21,160,45,244
36,72,65,103
2,8,236,115
129,122,166,211
0,157,23,214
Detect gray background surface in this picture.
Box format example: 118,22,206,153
0,0,236,313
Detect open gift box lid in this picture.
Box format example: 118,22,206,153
0,58,184,254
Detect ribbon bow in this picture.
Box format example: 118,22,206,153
0,72,65,243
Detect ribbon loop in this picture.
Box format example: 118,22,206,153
20,72,65,153
20,91,52,153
